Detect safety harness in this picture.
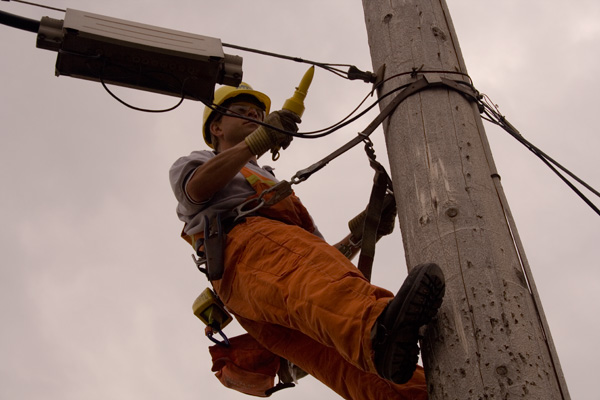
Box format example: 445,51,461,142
187,73,481,397
189,167,316,397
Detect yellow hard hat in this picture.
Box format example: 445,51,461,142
202,82,271,148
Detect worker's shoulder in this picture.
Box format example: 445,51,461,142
185,149,214,161
171,150,213,167
169,150,214,185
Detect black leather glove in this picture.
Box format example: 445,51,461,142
348,193,397,241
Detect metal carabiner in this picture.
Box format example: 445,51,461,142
233,180,293,221
234,197,266,221
205,325,230,347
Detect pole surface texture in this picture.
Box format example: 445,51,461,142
361,1,567,399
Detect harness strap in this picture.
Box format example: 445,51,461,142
239,167,316,233
291,75,479,184
357,161,392,281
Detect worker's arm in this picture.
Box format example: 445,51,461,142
188,110,299,203
186,141,255,203
336,194,397,260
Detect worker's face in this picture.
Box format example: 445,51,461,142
210,102,265,151
224,103,265,122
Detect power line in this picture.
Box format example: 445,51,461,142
4,0,596,216
222,42,375,83
1,0,65,13
480,94,600,216
0,9,39,32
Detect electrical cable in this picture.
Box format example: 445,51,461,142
294,70,475,137
3,0,596,219
203,81,412,140
5,0,595,213
56,48,191,113
0,9,39,32
204,71,475,140
480,95,600,198
479,95,600,216
1,0,65,13
101,79,186,113
221,42,374,82
96,57,193,113
197,65,600,217
86,39,600,218
216,71,475,139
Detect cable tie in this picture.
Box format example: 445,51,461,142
410,64,425,78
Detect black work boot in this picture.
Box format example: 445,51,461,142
372,263,445,384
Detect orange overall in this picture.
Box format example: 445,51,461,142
189,167,427,400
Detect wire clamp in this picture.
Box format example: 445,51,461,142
410,64,425,79
347,65,377,83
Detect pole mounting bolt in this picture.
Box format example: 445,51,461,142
446,207,459,218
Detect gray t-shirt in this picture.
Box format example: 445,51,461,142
170,150,323,239
169,150,276,236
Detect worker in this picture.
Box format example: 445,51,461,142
169,82,445,400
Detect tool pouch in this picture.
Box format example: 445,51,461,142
209,333,296,397
203,215,227,281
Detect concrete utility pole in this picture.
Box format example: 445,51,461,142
361,1,570,399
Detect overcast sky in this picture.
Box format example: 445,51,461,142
1,1,599,399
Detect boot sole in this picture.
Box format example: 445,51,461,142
376,263,445,384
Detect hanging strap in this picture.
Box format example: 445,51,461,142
286,75,478,279
357,166,392,281
238,167,316,233
355,138,394,281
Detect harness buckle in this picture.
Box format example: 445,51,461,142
262,180,293,206
234,180,293,221
233,197,266,221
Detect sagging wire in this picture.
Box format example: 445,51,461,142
479,94,600,216
56,48,192,113
14,0,592,216
202,80,413,140
6,0,594,216
204,69,472,139
252,69,473,138
101,78,187,113
0,0,65,13
208,67,600,218
283,68,473,137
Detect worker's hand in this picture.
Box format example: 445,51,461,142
348,193,397,242
244,110,300,158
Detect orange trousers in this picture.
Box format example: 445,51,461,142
212,216,427,400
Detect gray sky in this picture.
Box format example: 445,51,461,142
1,1,599,399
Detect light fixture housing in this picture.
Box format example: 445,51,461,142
36,9,243,103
